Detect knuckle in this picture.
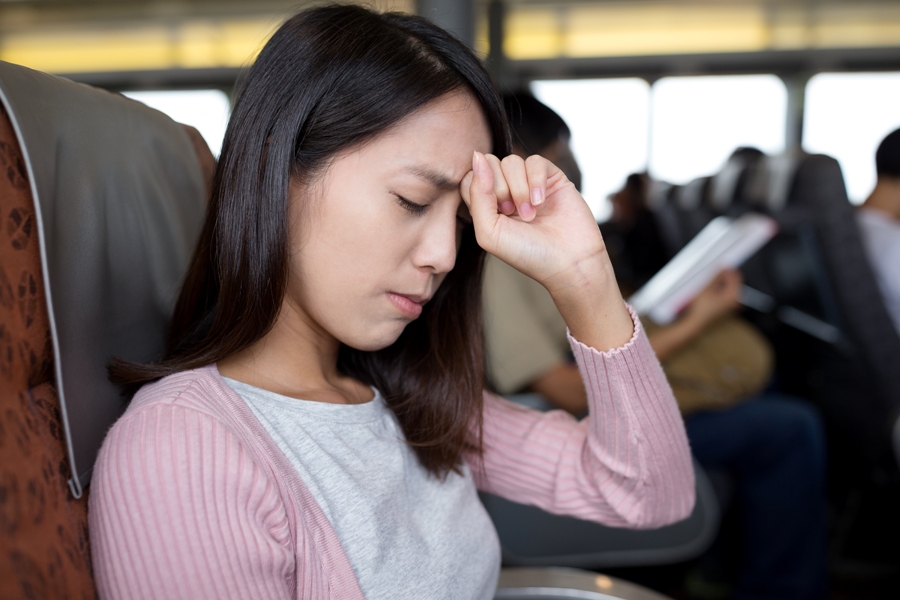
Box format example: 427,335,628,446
501,154,524,168
524,154,546,168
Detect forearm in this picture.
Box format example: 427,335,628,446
567,316,695,527
474,314,695,529
647,312,709,361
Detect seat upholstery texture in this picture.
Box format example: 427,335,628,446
0,104,96,599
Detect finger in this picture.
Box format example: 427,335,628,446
460,171,473,208
500,155,533,220
484,153,515,215
717,270,740,294
524,155,550,211
707,271,726,291
469,151,499,226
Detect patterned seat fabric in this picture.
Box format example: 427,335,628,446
0,105,97,599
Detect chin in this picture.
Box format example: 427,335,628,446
342,322,409,353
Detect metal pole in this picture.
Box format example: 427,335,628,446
486,0,511,87
416,0,475,49
781,73,809,153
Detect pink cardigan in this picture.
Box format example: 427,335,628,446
89,315,694,599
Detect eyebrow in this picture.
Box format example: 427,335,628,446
402,165,459,191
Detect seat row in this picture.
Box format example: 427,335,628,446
647,150,900,467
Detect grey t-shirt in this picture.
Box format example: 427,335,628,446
223,378,501,600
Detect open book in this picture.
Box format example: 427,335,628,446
628,213,778,325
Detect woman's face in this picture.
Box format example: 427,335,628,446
284,91,492,351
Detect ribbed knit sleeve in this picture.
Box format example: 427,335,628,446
89,401,296,599
471,308,695,529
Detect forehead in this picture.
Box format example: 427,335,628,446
358,91,493,184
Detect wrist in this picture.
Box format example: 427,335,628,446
679,306,718,335
542,250,611,299
547,256,634,352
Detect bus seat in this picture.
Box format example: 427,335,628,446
710,149,766,216
749,151,803,213
646,181,684,258
708,156,745,212
894,417,900,471
0,100,97,600
745,151,900,464
674,176,713,241
781,153,900,463
0,61,208,598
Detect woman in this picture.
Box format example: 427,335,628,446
89,5,694,599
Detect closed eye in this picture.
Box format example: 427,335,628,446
394,194,428,215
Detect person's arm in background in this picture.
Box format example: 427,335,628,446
648,269,742,361
527,363,588,414
531,269,743,416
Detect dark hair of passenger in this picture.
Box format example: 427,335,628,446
875,127,900,178
502,91,570,155
109,4,512,477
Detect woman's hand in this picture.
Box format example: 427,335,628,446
682,268,743,328
460,152,603,291
460,151,634,352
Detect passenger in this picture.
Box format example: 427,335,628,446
857,127,900,334
483,93,827,599
604,171,669,291
88,6,694,599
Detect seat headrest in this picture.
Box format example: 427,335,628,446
756,152,805,212
675,177,709,211
708,158,746,211
646,180,673,211
0,61,206,497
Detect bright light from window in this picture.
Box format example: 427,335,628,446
649,75,787,184
122,89,230,157
531,78,650,221
803,72,900,204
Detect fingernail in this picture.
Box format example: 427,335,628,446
472,151,481,175
520,202,535,220
531,187,544,206
499,200,515,214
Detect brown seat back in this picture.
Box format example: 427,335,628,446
0,63,214,596
0,103,96,599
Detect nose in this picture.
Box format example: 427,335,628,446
412,205,458,275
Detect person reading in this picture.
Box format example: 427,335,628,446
88,6,694,599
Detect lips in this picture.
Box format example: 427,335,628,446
387,292,428,319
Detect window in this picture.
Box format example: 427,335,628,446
649,75,787,184
121,89,231,157
531,78,650,221
803,72,900,203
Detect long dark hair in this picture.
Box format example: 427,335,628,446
110,4,511,477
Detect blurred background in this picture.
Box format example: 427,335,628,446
3,0,899,219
